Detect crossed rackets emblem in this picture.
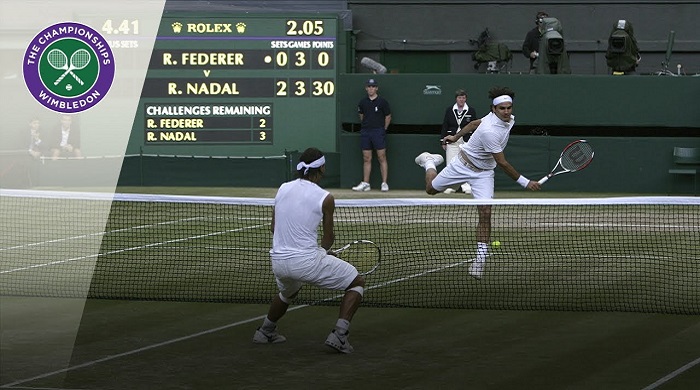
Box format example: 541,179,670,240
46,48,90,86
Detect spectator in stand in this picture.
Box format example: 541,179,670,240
50,114,81,159
522,11,548,74
27,117,47,159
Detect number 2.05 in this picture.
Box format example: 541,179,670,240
286,20,323,36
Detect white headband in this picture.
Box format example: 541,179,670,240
492,95,513,106
296,155,326,175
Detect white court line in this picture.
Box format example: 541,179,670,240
641,356,700,390
0,215,262,253
0,223,268,274
541,222,699,229
0,255,476,388
0,216,205,252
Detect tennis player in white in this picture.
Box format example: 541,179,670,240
415,86,541,279
253,147,365,353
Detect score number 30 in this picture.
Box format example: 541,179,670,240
276,80,335,97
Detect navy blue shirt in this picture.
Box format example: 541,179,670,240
357,96,391,130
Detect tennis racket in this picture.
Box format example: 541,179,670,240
332,239,381,275
539,140,595,184
48,49,80,84
52,49,90,86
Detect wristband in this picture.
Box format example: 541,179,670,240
517,175,529,188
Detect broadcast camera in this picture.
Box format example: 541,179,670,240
605,20,641,74
536,17,571,74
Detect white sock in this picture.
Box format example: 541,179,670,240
261,317,277,333
335,318,350,335
476,242,488,263
424,161,436,171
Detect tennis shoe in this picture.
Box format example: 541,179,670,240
444,188,456,194
414,152,444,168
325,329,354,354
469,260,484,280
381,182,389,192
253,327,287,344
352,181,371,192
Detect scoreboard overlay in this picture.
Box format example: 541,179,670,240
136,14,339,155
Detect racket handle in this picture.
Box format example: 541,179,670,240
538,176,550,185
54,71,69,85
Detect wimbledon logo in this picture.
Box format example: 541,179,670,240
23,22,115,113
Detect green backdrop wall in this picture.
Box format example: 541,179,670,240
337,74,700,128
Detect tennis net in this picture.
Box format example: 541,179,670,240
1,189,698,314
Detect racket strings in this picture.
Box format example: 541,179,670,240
336,241,380,274
47,50,68,68
71,50,91,68
561,143,594,170
344,247,375,268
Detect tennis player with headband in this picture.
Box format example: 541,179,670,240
253,147,365,353
415,86,541,279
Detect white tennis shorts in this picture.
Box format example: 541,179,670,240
432,155,495,199
271,248,359,299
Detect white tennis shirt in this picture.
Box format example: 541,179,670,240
270,178,330,260
461,111,514,170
